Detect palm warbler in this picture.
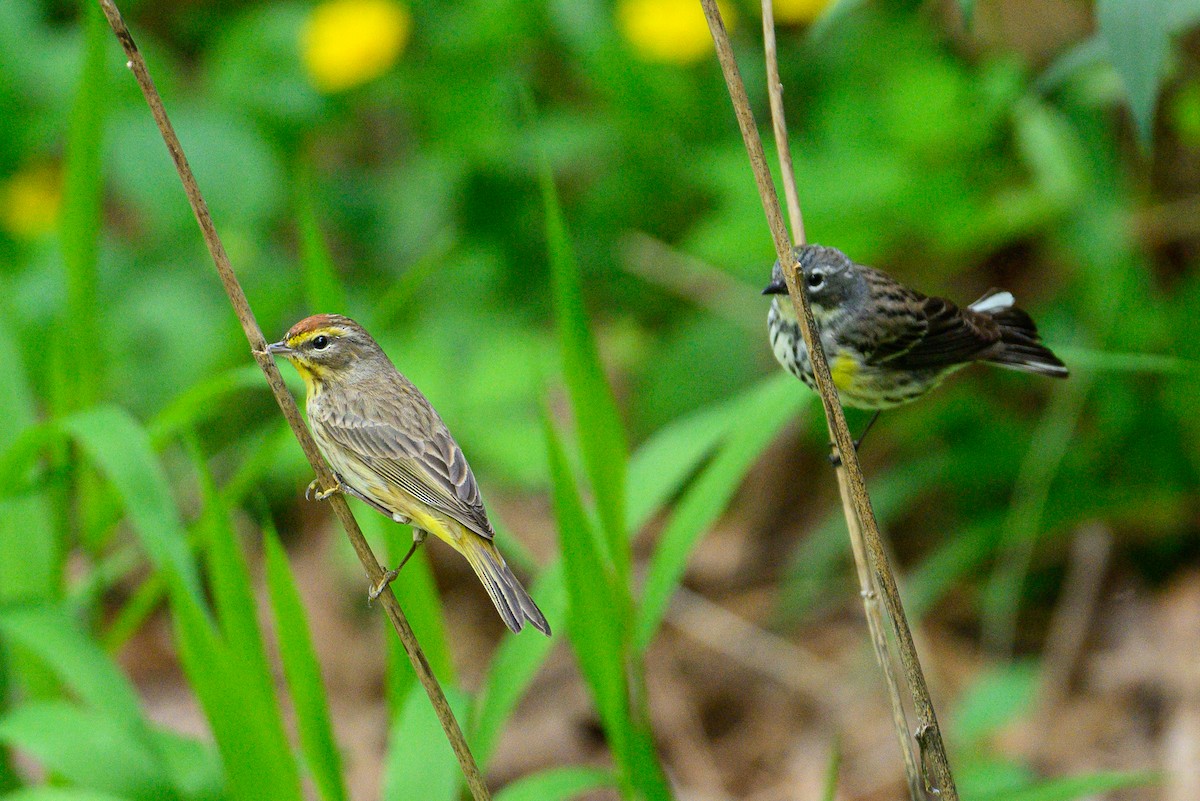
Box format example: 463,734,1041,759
268,314,550,635
764,244,1068,410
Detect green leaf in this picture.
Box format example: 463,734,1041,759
1053,346,1195,375
473,561,567,767
635,375,806,650
263,530,348,801
1097,0,1171,145
974,771,1157,801
381,684,470,801
295,159,347,313
0,605,144,726
625,378,771,534
169,590,303,801
0,790,133,801
542,414,630,783
61,408,202,604
0,324,57,603
184,438,275,704
149,364,281,446
56,0,109,413
147,729,223,801
951,661,1038,750
0,702,175,801
493,767,614,801
541,160,629,581
821,737,841,801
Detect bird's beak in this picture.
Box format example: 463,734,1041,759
762,277,788,296
266,340,294,355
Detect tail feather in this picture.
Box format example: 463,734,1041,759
972,293,1069,378
462,539,551,636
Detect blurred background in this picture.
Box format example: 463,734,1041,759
1,0,1198,799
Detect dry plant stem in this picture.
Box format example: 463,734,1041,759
760,0,805,243
1036,524,1112,719
839,490,923,799
700,1,958,798
760,3,921,794
95,3,491,798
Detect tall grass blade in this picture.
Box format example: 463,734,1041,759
542,415,631,792
1052,346,1194,375
60,409,202,603
540,162,629,581
184,438,275,703
821,737,842,801
0,702,175,801
295,159,347,313
147,729,222,800
149,364,280,446
974,771,1157,801
0,605,172,796
0,605,144,725
473,561,567,767
492,767,614,801
381,684,470,801
0,789,133,801
169,588,304,801
0,321,56,602
56,0,109,412
1096,0,1169,146
635,375,805,650
263,530,349,801
0,316,59,785
626,377,777,534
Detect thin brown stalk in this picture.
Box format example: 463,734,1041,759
95,2,491,798
1036,523,1112,718
761,3,921,794
700,1,957,797
760,0,805,243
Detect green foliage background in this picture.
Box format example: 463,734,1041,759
0,0,1196,799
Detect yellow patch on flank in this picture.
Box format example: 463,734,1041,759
830,354,859,392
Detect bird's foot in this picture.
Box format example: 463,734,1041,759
305,479,345,502
368,569,399,603
366,531,427,604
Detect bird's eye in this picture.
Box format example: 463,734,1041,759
312,335,330,350
807,271,825,290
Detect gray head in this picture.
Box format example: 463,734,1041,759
762,244,864,315
266,313,393,382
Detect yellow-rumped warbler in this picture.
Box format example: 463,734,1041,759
764,245,1068,411
268,314,550,635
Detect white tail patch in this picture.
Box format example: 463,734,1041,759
970,290,1014,314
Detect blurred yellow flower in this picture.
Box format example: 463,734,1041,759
772,0,835,24
302,0,411,93
618,0,735,65
0,164,61,240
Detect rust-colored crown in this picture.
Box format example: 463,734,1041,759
285,313,359,343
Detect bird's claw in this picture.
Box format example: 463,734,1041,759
368,569,399,603
306,479,344,502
